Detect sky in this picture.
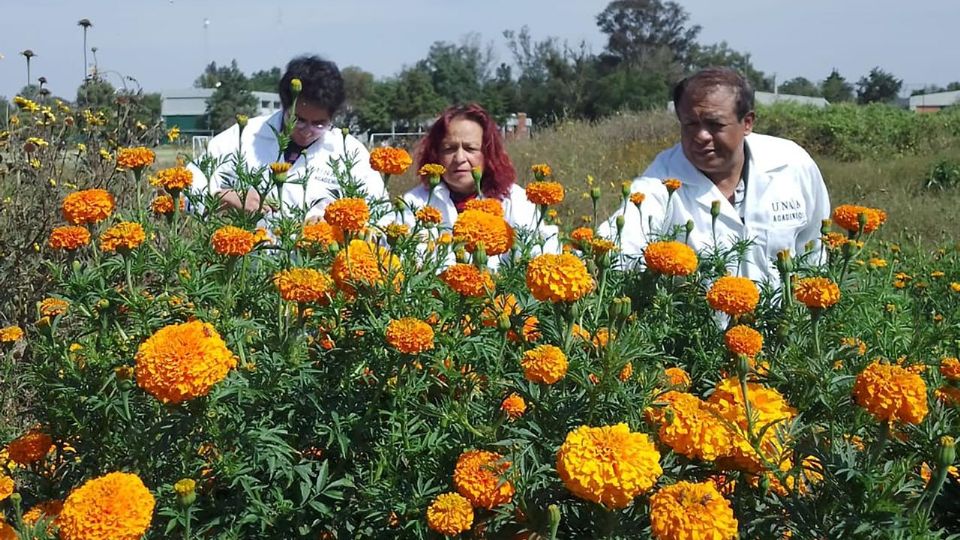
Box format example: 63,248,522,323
1,0,958,100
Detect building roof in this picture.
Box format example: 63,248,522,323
755,91,830,108
909,90,960,109
161,89,281,117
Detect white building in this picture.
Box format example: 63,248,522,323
161,88,282,136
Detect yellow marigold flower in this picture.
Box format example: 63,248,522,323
415,205,443,226
369,147,413,175
116,146,155,170
840,337,867,356
166,126,181,142
152,165,193,194
62,189,115,225
99,222,146,253
589,238,617,256
663,178,682,192
794,277,841,309
526,181,565,205
384,222,410,242
453,450,515,509
0,475,12,502
135,320,237,404
530,163,552,179
14,96,40,112
297,221,344,251
150,194,184,216
644,241,698,276
418,163,446,178
940,357,960,382
619,361,633,381
7,431,53,465
0,326,24,344
385,317,434,355
664,367,691,390
500,393,527,419
173,478,196,497
649,481,738,540
868,258,887,269
463,198,504,217
724,325,763,358
39,297,69,318
269,161,292,176
706,276,760,316
707,378,797,472
59,472,155,540
453,209,514,256
832,204,887,234
521,344,568,384
25,136,49,150
556,423,662,509
324,198,370,234
331,240,402,298
23,499,63,529
426,493,473,536
647,391,734,462
526,253,595,303
211,226,255,257
440,263,495,298
853,360,928,425
951,282,960,293
570,227,594,246
273,268,334,304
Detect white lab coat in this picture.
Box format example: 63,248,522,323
601,133,830,284
392,182,560,271
189,111,386,221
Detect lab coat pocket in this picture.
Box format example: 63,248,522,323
761,227,798,258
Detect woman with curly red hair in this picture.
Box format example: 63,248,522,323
400,104,558,267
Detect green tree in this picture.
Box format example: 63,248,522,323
340,66,375,131
689,41,771,91
249,67,282,92
820,69,854,103
353,79,396,134
195,60,257,131
389,66,445,130
481,63,519,121
778,76,821,97
596,0,701,69
419,35,492,105
856,67,902,104
76,77,116,109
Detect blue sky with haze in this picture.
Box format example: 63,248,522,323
1,0,957,100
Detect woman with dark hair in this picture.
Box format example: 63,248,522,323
401,103,558,267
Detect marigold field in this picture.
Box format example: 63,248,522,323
1,94,960,539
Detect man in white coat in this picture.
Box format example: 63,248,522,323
189,55,385,220
604,67,830,284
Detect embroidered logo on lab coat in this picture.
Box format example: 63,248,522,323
770,199,805,225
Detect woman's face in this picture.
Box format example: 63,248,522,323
438,117,485,195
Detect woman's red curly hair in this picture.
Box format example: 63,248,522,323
415,103,516,200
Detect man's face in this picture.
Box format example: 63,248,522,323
291,100,332,147
677,86,754,178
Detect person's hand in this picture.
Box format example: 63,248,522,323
217,189,273,213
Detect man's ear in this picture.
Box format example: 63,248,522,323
743,111,756,135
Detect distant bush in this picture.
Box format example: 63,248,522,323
923,159,960,190
757,103,960,161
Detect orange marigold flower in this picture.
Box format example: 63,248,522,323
706,276,760,316
556,423,662,509
23,499,63,529
426,493,473,537
570,227,594,246
273,268,334,304
629,192,646,205
62,189,115,225
526,181,565,205
463,198,504,217
369,147,413,176
618,362,633,381
853,360,928,425
150,194,184,216
39,297,69,318
135,320,237,404
211,225,256,256
646,391,733,462
386,317,434,355
937,386,960,406
664,367,691,390
481,294,521,327
663,178,682,192
418,163,446,178
7,431,53,465
59,472,155,540
0,475,13,502
649,481,738,540
453,209,514,256
589,238,617,256
384,222,410,242
724,325,763,358
331,239,403,298
440,263,495,297
453,450,515,509
832,204,887,234
530,163,552,179
415,205,443,226
940,357,960,382
116,147,155,170
324,198,370,234
708,378,797,472
99,222,146,253
526,253,595,303
794,277,841,309
822,232,848,250
269,161,292,176
0,326,24,344
501,393,527,419
0,522,13,540
644,241,698,276
512,316,541,343
49,226,91,251
298,221,344,251
153,165,193,193
521,344,568,384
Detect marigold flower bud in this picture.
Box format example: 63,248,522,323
473,244,488,267
711,200,721,219
939,436,956,468
290,78,302,95
236,114,248,128
820,219,831,235
616,215,625,232
685,219,695,235
590,187,601,202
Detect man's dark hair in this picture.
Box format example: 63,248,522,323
279,55,345,113
672,67,755,120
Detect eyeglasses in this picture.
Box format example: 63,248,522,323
294,116,331,130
